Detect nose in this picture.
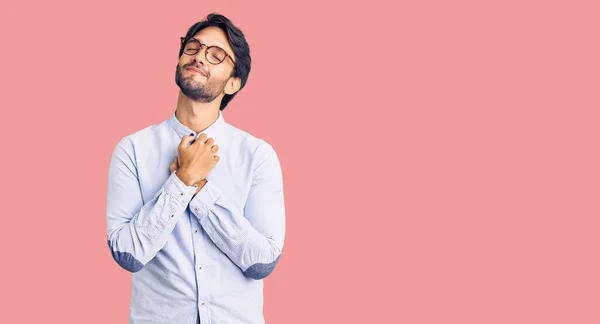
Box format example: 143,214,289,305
193,44,209,66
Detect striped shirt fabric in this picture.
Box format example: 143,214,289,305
105,109,286,324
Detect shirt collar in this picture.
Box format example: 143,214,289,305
169,109,225,139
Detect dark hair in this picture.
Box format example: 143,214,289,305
179,13,251,111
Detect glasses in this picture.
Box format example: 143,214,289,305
180,37,235,66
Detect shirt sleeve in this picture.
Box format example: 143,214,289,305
105,137,197,272
189,143,286,280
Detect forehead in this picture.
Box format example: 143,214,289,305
192,27,234,57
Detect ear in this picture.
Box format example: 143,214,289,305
224,77,242,95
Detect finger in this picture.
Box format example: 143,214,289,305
214,155,220,163
179,133,196,148
195,133,208,144
211,144,219,152
205,137,215,146
190,133,207,146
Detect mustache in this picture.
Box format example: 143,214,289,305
182,63,209,77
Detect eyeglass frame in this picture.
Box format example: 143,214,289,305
180,36,236,66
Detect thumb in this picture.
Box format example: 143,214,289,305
179,133,196,148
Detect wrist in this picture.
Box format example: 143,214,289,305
192,180,207,198
175,169,196,186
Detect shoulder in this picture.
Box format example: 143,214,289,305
110,119,170,156
222,122,278,161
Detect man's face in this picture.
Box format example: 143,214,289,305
175,26,237,103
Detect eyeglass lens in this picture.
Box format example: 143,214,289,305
183,39,227,64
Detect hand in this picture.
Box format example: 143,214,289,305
170,156,207,195
175,133,220,186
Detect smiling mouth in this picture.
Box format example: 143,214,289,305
186,67,206,77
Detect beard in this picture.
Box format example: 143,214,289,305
175,63,228,102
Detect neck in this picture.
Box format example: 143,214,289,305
175,91,220,133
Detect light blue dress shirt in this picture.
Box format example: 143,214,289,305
105,110,286,324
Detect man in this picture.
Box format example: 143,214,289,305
105,13,285,324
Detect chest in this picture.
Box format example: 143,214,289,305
137,141,253,208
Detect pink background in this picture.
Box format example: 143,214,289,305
1,0,599,323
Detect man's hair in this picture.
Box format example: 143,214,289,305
179,13,251,111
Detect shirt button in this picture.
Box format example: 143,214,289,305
180,192,184,196
194,206,199,211
194,229,198,233
201,302,205,306
171,214,174,218
198,266,202,270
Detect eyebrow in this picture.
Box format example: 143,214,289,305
194,37,227,50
